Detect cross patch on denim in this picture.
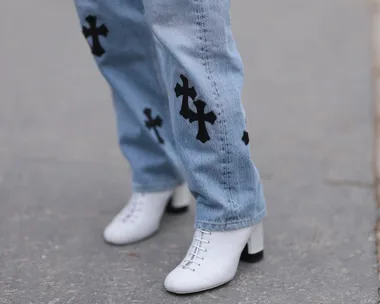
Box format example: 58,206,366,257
175,75,217,143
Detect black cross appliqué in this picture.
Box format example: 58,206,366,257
174,75,217,143
242,131,249,145
144,108,164,144
188,100,217,143
174,74,197,120
82,15,108,57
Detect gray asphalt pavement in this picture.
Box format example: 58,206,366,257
0,1,377,303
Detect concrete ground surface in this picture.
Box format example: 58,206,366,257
0,0,377,303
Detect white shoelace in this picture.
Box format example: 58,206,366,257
120,194,145,222
182,230,211,271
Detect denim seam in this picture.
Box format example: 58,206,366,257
196,0,235,207
196,208,266,225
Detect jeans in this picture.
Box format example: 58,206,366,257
73,0,266,231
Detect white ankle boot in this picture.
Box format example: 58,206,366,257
164,222,264,294
103,183,192,245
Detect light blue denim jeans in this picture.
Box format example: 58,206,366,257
73,0,266,231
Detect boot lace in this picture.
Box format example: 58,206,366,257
120,194,145,222
181,230,211,271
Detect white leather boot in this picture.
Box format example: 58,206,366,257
164,222,264,294
103,183,192,245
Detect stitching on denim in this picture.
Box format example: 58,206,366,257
196,0,234,206
196,208,266,225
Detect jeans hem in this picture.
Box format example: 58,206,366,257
195,208,267,232
132,180,184,193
